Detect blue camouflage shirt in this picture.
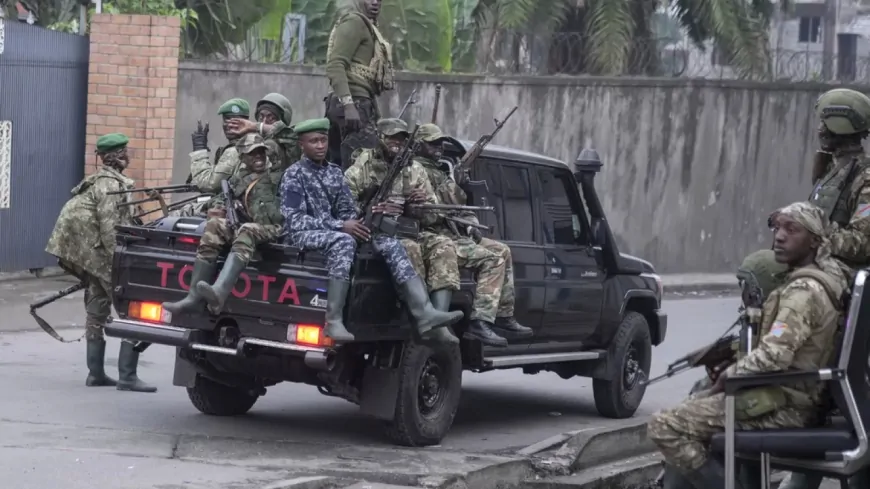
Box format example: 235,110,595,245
280,157,358,233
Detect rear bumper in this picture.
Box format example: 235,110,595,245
104,317,335,370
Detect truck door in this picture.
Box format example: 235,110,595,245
470,160,547,335
536,166,604,341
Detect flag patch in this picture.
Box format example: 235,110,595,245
854,204,870,220
770,321,788,338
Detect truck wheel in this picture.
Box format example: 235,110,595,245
384,341,462,447
187,375,259,416
593,311,651,419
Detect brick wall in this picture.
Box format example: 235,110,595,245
85,14,180,196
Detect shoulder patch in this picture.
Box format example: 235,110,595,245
284,191,303,208
770,321,788,338
854,203,870,219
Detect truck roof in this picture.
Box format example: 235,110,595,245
453,139,569,170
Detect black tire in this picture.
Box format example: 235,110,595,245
593,311,652,419
384,341,463,447
187,375,259,416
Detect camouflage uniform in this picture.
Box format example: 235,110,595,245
189,98,249,194
254,93,301,173
44,133,156,393
647,202,848,487
163,133,283,316
279,118,462,344
324,0,395,168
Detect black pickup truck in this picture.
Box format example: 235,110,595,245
105,143,667,447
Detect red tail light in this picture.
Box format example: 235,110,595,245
178,236,199,245
290,323,334,347
128,301,165,323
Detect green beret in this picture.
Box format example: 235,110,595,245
294,118,330,135
95,133,129,153
217,98,250,117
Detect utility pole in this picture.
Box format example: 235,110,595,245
822,0,837,80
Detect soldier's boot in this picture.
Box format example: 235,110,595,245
493,316,534,339
399,276,463,340
683,458,743,489
85,338,117,387
196,252,247,315
778,472,823,489
420,289,459,345
162,259,217,315
324,278,354,343
464,319,508,348
116,341,157,393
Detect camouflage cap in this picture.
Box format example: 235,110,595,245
416,123,447,143
771,202,829,238
736,249,789,300
236,133,267,154
217,98,250,117
95,132,129,153
377,118,409,136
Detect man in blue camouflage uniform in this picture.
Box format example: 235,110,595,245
279,118,463,343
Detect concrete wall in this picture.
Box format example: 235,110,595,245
173,60,844,274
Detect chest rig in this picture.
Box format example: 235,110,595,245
809,155,865,226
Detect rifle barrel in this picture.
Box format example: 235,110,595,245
411,204,494,212
107,184,196,196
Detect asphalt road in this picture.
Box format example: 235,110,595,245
0,276,742,488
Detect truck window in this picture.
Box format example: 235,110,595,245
536,167,588,245
469,159,504,240
499,165,535,243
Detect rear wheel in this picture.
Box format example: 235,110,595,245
593,311,651,418
384,341,462,447
187,374,259,416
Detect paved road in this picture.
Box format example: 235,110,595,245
0,276,745,488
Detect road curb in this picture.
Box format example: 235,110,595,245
522,454,661,489
662,281,740,296
0,267,68,283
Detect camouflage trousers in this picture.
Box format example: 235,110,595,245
401,231,460,292
455,236,507,323
290,230,417,284
478,237,516,317
197,217,282,263
83,273,112,341
647,392,815,472
167,198,209,218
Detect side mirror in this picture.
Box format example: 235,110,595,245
573,148,603,175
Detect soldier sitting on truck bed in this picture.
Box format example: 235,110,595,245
162,133,284,316
189,98,251,194
226,92,301,174
279,118,464,344
344,117,461,344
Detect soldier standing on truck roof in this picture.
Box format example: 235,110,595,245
344,118,461,344
323,0,395,169
279,118,463,344
188,98,250,194
45,133,157,393
162,133,284,316
413,123,534,348
227,93,301,174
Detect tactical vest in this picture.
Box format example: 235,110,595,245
327,12,395,95
232,169,282,226
808,156,866,226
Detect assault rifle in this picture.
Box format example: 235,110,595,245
641,319,740,387
113,184,201,219
431,84,442,123
220,179,240,229
397,89,418,119
361,124,421,237
456,106,517,172
30,280,87,343
408,204,495,213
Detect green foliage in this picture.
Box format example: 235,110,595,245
182,0,277,58
380,0,453,72
291,0,338,65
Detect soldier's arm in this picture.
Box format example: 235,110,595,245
261,121,287,139
727,279,820,376
192,147,239,193
343,165,365,216
831,172,870,261
94,181,125,253
325,16,366,100
335,177,359,222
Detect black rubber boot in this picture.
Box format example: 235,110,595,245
464,319,508,348
162,259,217,315
196,252,247,315
85,338,117,387
493,316,534,339
324,279,354,343
399,276,464,337
683,458,742,489
421,289,459,345
116,341,157,393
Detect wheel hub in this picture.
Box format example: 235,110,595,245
623,346,640,389
418,359,444,413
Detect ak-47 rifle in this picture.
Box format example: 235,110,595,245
361,124,421,237
397,89,419,119
30,280,87,343
641,319,740,387
409,204,495,212
220,179,240,229
456,106,517,172
431,84,442,123
112,184,200,219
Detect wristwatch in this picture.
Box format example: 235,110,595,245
339,96,354,106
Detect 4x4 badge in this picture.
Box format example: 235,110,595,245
309,295,327,308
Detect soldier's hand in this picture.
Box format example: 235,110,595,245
406,188,427,204
373,202,403,216
343,104,362,133
342,219,371,241
192,120,210,151
227,118,258,137
706,359,731,383
207,207,227,219
468,226,483,243
455,168,471,186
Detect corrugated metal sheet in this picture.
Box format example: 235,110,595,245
0,20,89,272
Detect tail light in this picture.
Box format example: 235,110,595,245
128,301,165,323
177,236,199,245
288,323,334,347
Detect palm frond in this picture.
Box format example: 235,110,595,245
495,0,534,29
706,0,770,80
584,0,635,75
671,0,713,48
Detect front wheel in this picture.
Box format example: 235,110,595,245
187,374,260,416
593,311,652,419
384,341,462,447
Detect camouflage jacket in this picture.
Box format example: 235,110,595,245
263,128,301,175
45,166,136,283
190,142,241,193
416,156,477,236
344,149,440,227
211,162,283,228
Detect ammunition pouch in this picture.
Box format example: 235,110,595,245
735,386,788,420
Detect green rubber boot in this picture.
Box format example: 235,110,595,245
85,338,117,387
324,278,354,343
162,259,217,315
116,341,157,393
421,289,459,344
399,277,464,337
196,252,247,315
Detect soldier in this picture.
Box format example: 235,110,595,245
45,133,156,393
647,202,848,489
227,93,301,173
189,98,250,193
324,0,395,168
413,123,534,347
345,118,461,344
163,133,284,316
279,118,463,343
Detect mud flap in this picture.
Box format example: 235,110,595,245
359,365,400,421
172,348,198,388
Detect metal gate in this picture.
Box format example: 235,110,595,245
0,20,89,272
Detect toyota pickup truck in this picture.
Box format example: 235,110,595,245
105,143,667,447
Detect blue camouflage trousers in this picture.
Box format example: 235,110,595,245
290,230,417,283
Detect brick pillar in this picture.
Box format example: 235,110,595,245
85,14,180,194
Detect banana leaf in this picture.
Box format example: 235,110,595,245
380,0,453,72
